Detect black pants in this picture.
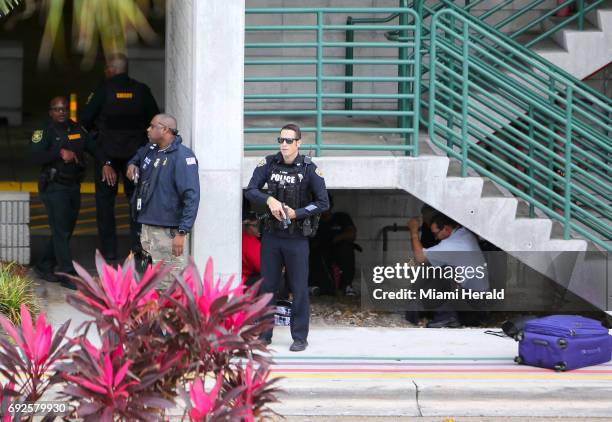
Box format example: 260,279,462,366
333,241,355,290
37,182,80,274
260,234,309,342
94,158,140,258
310,241,355,293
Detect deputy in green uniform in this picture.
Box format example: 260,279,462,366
81,53,160,261
31,96,96,289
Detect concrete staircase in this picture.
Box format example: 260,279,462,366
243,140,610,311
531,1,612,79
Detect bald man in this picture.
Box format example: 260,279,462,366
126,114,200,286
31,96,96,289
81,52,160,261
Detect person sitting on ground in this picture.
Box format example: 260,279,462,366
407,213,489,328
242,211,262,287
309,194,359,296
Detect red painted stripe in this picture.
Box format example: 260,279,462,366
271,368,612,374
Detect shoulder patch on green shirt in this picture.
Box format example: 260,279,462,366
31,130,43,143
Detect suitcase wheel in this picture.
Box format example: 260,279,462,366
514,355,523,364
554,362,567,372
557,338,568,349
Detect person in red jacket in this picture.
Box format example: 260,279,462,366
242,211,261,286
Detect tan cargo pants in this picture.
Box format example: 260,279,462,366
140,224,188,289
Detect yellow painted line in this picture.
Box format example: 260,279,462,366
270,373,612,380
31,204,128,221
72,223,130,236
0,182,124,194
31,201,127,213
31,214,129,229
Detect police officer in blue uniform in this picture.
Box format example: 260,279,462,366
245,123,329,352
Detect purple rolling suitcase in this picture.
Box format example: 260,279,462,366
515,315,612,371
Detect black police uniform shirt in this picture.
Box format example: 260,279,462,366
30,119,95,184
245,152,329,238
81,73,160,161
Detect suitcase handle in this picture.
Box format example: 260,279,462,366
532,339,549,346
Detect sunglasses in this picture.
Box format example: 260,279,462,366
277,137,298,144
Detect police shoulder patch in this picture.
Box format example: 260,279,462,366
257,158,266,167
31,130,43,143
315,167,324,177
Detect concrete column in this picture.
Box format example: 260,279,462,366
165,0,244,278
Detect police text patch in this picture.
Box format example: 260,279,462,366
186,157,197,166
116,92,134,99
68,133,81,140
31,130,43,143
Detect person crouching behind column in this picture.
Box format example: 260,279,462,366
126,114,200,288
245,123,329,352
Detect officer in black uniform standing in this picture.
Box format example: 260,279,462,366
81,53,159,261
245,123,329,352
31,96,95,289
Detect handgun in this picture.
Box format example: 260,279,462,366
281,202,291,230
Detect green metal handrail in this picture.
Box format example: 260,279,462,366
428,9,611,249
244,8,421,156
415,0,606,47
344,7,402,111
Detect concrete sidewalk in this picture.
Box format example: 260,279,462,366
35,278,612,419
267,327,612,419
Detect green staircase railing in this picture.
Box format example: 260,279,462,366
428,0,606,48
428,8,611,249
244,8,421,156
243,6,611,250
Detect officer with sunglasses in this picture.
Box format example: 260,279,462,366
245,123,329,352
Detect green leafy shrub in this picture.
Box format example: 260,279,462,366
0,262,38,325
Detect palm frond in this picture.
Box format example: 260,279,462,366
0,0,22,18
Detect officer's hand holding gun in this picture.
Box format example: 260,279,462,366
266,196,288,222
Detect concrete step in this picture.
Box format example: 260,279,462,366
538,16,612,79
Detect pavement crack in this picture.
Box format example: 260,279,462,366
412,380,423,417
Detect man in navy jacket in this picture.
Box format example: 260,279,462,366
126,114,200,286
